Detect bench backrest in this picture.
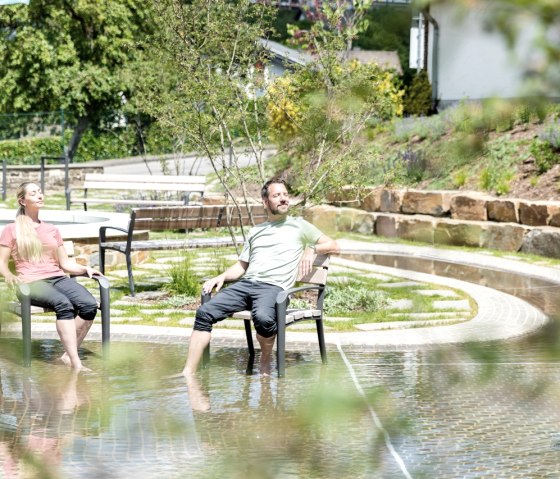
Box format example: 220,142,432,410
82,173,206,193
131,204,268,231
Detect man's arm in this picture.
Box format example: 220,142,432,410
202,260,249,294
314,235,341,255
299,235,340,277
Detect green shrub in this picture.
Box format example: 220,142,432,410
324,283,386,314
0,121,181,164
531,139,560,173
0,137,64,164
166,252,201,296
403,70,432,116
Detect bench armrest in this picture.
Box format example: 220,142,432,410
99,225,130,242
276,285,322,307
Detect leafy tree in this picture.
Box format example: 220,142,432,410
0,0,153,160
137,0,274,234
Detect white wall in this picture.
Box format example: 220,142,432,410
429,5,543,105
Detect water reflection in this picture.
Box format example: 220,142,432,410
0,366,91,478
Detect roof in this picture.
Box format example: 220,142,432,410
345,50,403,74
260,39,403,74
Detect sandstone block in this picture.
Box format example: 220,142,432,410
450,193,489,221
335,207,375,234
547,204,560,227
360,186,383,212
434,219,483,247
480,223,526,251
396,215,435,244
486,199,519,223
518,200,549,226
401,190,452,217
304,205,339,234
379,189,403,213
325,185,361,207
374,213,398,238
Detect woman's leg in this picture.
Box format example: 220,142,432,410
51,277,97,370
24,279,85,370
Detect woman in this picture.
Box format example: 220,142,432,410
0,182,101,371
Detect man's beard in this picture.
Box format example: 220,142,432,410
269,203,289,215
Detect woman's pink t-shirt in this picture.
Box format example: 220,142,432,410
0,221,65,283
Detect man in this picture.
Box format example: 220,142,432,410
182,178,340,376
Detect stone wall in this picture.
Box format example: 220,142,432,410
310,187,560,259
2,164,103,197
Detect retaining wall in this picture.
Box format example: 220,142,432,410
307,187,560,259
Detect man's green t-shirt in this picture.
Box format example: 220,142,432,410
239,216,323,290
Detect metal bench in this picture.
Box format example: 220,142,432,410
0,242,111,367
99,204,268,296
201,254,330,377
66,173,207,210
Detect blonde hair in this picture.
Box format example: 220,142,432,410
15,182,43,263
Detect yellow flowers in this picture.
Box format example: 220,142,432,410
266,76,303,137
266,60,405,141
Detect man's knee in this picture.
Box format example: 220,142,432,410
253,311,277,338
193,303,215,333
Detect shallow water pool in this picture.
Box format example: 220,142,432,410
2,254,560,478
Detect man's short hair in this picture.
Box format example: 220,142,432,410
261,178,288,199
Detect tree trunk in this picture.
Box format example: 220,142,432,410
66,116,90,161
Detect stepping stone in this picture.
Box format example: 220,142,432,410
109,309,125,316
179,318,195,326
389,312,471,319
287,323,334,331
355,318,468,331
364,273,393,281
324,316,354,322
378,281,423,289
139,309,185,315
136,263,174,271
111,316,143,323
155,317,171,323
433,299,471,310
126,291,169,301
387,299,414,310
416,289,459,298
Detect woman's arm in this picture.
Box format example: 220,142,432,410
57,245,101,278
0,245,19,285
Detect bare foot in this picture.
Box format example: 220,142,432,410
58,355,72,367
259,359,272,377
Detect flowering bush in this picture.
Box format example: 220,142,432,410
266,60,403,142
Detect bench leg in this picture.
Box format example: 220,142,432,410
316,318,327,364
20,295,32,367
99,246,106,275
244,320,255,375
98,279,111,358
126,253,135,296
276,306,287,378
